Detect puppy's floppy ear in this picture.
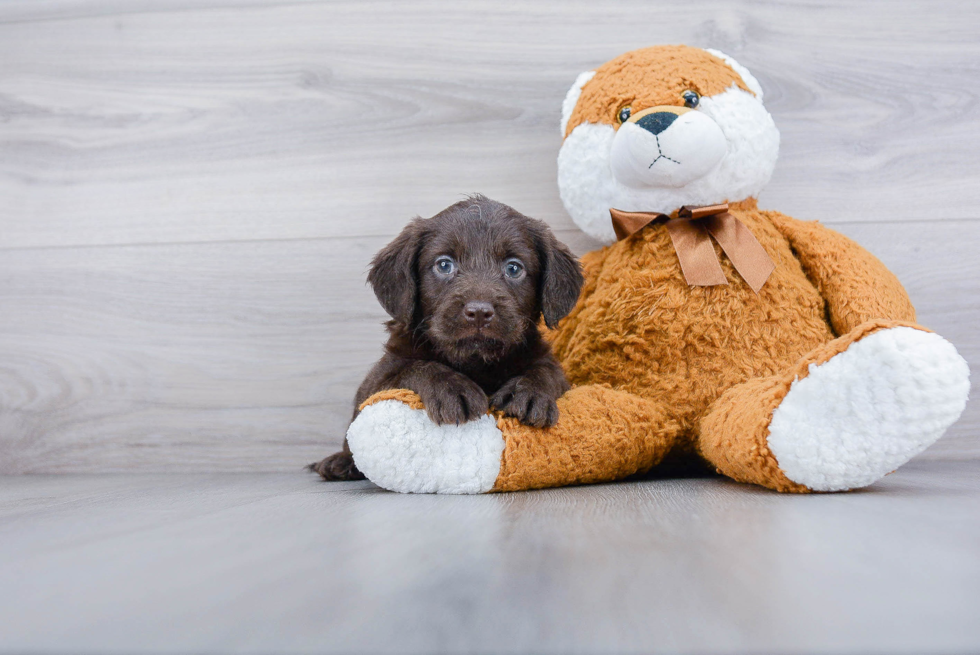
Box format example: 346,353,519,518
533,222,584,329
368,219,425,324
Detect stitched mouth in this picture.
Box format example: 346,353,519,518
648,134,680,168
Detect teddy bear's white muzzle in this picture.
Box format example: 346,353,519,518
610,111,727,189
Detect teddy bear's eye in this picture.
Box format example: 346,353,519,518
682,90,700,108
617,105,632,123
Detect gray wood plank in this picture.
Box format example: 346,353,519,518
0,219,976,472
0,461,978,653
0,236,388,472
1,0,979,250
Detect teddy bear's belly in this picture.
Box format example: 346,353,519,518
554,222,834,429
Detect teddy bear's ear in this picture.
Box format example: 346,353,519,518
705,49,764,100
560,70,596,137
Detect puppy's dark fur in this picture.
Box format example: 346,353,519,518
311,196,584,481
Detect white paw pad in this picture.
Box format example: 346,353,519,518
768,327,970,491
346,400,505,494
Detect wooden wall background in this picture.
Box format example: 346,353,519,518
1,0,977,472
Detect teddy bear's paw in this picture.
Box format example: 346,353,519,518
767,327,970,492
346,398,505,494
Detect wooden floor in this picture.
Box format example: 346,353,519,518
1,461,978,654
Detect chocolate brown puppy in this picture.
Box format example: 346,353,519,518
311,196,584,481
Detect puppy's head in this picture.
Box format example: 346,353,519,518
369,196,583,364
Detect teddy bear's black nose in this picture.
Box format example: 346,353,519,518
636,111,679,135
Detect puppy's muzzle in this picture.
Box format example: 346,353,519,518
610,105,726,189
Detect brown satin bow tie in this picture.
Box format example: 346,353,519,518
609,203,775,293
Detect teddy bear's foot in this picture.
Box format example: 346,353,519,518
347,386,681,494
346,390,505,494
700,322,969,493
767,325,969,491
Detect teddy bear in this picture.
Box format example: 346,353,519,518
342,45,970,494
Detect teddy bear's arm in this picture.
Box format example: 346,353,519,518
764,210,916,335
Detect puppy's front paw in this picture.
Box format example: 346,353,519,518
420,374,489,425
491,377,559,428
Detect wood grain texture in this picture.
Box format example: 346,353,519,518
0,0,978,471
1,461,979,653
2,0,980,250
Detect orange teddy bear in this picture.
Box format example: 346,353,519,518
345,45,970,494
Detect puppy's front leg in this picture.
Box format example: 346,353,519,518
401,360,489,426
490,355,570,428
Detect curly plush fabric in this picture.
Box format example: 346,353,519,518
697,319,918,493
766,325,969,491
564,46,753,138
766,211,916,334
348,389,505,494
549,199,836,432
490,385,680,492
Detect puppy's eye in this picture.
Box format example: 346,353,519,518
503,258,525,280
616,105,632,124
682,90,700,108
433,256,456,277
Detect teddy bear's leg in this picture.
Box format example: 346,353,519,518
697,320,970,493
346,385,681,494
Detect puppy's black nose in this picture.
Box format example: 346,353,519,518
463,301,495,328
636,111,678,136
